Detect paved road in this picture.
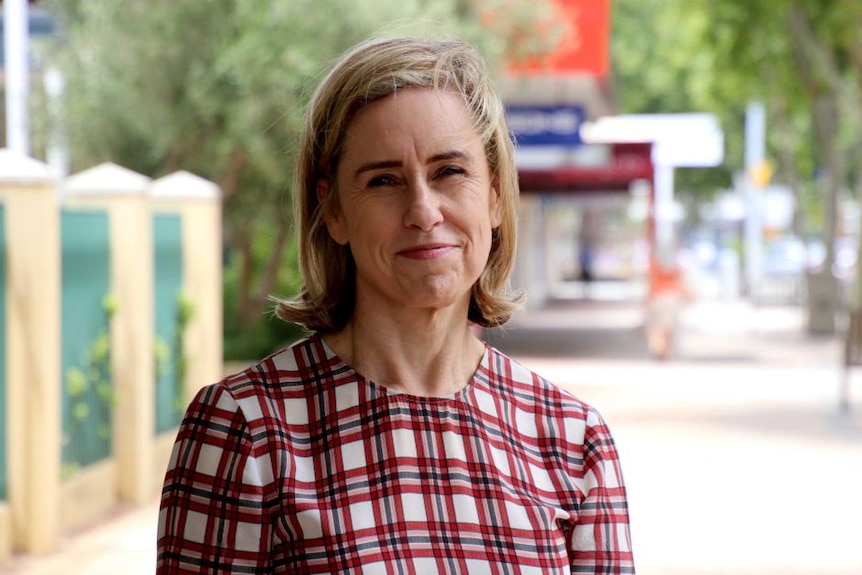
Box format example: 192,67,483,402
4,296,861,574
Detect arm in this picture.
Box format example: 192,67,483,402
157,383,273,574
569,409,636,574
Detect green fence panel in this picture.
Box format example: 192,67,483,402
0,204,7,499
61,209,112,474
154,214,184,433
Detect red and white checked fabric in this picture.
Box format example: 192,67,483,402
157,334,635,574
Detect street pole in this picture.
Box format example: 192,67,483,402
4,0,30,155
653,163,675,261
743,102,766,297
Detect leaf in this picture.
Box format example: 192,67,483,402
73,402,91,421
66,367,89,396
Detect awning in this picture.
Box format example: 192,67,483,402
518,142,653,194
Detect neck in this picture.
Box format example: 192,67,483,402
323,305,485,397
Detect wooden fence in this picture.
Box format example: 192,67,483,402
0,151,222,560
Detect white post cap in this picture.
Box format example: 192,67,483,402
65,162,151,196
0,148,54,185
150,170,221,201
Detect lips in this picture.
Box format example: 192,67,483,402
396,243,457,260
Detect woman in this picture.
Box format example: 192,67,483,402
158,36,635,574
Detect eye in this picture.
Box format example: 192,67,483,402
436,165,465,178
367,174,399,188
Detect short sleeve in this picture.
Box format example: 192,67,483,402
157,383,273,573
569,409,636,574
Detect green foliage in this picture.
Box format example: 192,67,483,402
223,232,309,360
173,292,195,410
155,292,196,412
154,337,170,382
610,0,736,197
223,311,309,362
611,0,862,247
62,294,115,480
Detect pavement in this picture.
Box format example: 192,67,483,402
4,289,861,574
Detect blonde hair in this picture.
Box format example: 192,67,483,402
274,36,522,332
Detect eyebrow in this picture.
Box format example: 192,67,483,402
353,149,473,179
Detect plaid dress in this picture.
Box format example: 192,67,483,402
157,334,635,574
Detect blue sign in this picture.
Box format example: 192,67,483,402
506,105,585,147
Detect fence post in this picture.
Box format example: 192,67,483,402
65,163,155,506
150,172,223,397
149,171,222,489
0,150,60,554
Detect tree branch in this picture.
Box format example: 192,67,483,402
219,144,249,203
254,222,291,308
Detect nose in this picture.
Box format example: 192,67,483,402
403,179,443,231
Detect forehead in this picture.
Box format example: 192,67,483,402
341,88,482,156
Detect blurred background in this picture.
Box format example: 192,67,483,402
0,0,860,574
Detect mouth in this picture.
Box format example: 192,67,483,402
397,243,457,260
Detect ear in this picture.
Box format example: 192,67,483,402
489,182,503,229
318,179,349,246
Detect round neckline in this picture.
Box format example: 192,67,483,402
316,333,489,401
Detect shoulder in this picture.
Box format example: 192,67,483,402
193,334,334,428
481,344,592,415
223,334,335,394
480,344,608,444
225,332,324,379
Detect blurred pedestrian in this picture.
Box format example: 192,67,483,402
577,210,599,298
644,253,693,360
579,242,595,283
157,35,635,574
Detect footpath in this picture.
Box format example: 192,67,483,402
3,295,861,575
489,296,862,575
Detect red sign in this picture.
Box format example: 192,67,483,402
508,0,610,77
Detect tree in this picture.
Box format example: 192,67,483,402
612,0,862,271
610,0,737,201
41,0,561,358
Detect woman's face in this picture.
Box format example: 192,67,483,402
322,87,501,319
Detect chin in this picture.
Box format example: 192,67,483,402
407,289,475,316
415,273,470,299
